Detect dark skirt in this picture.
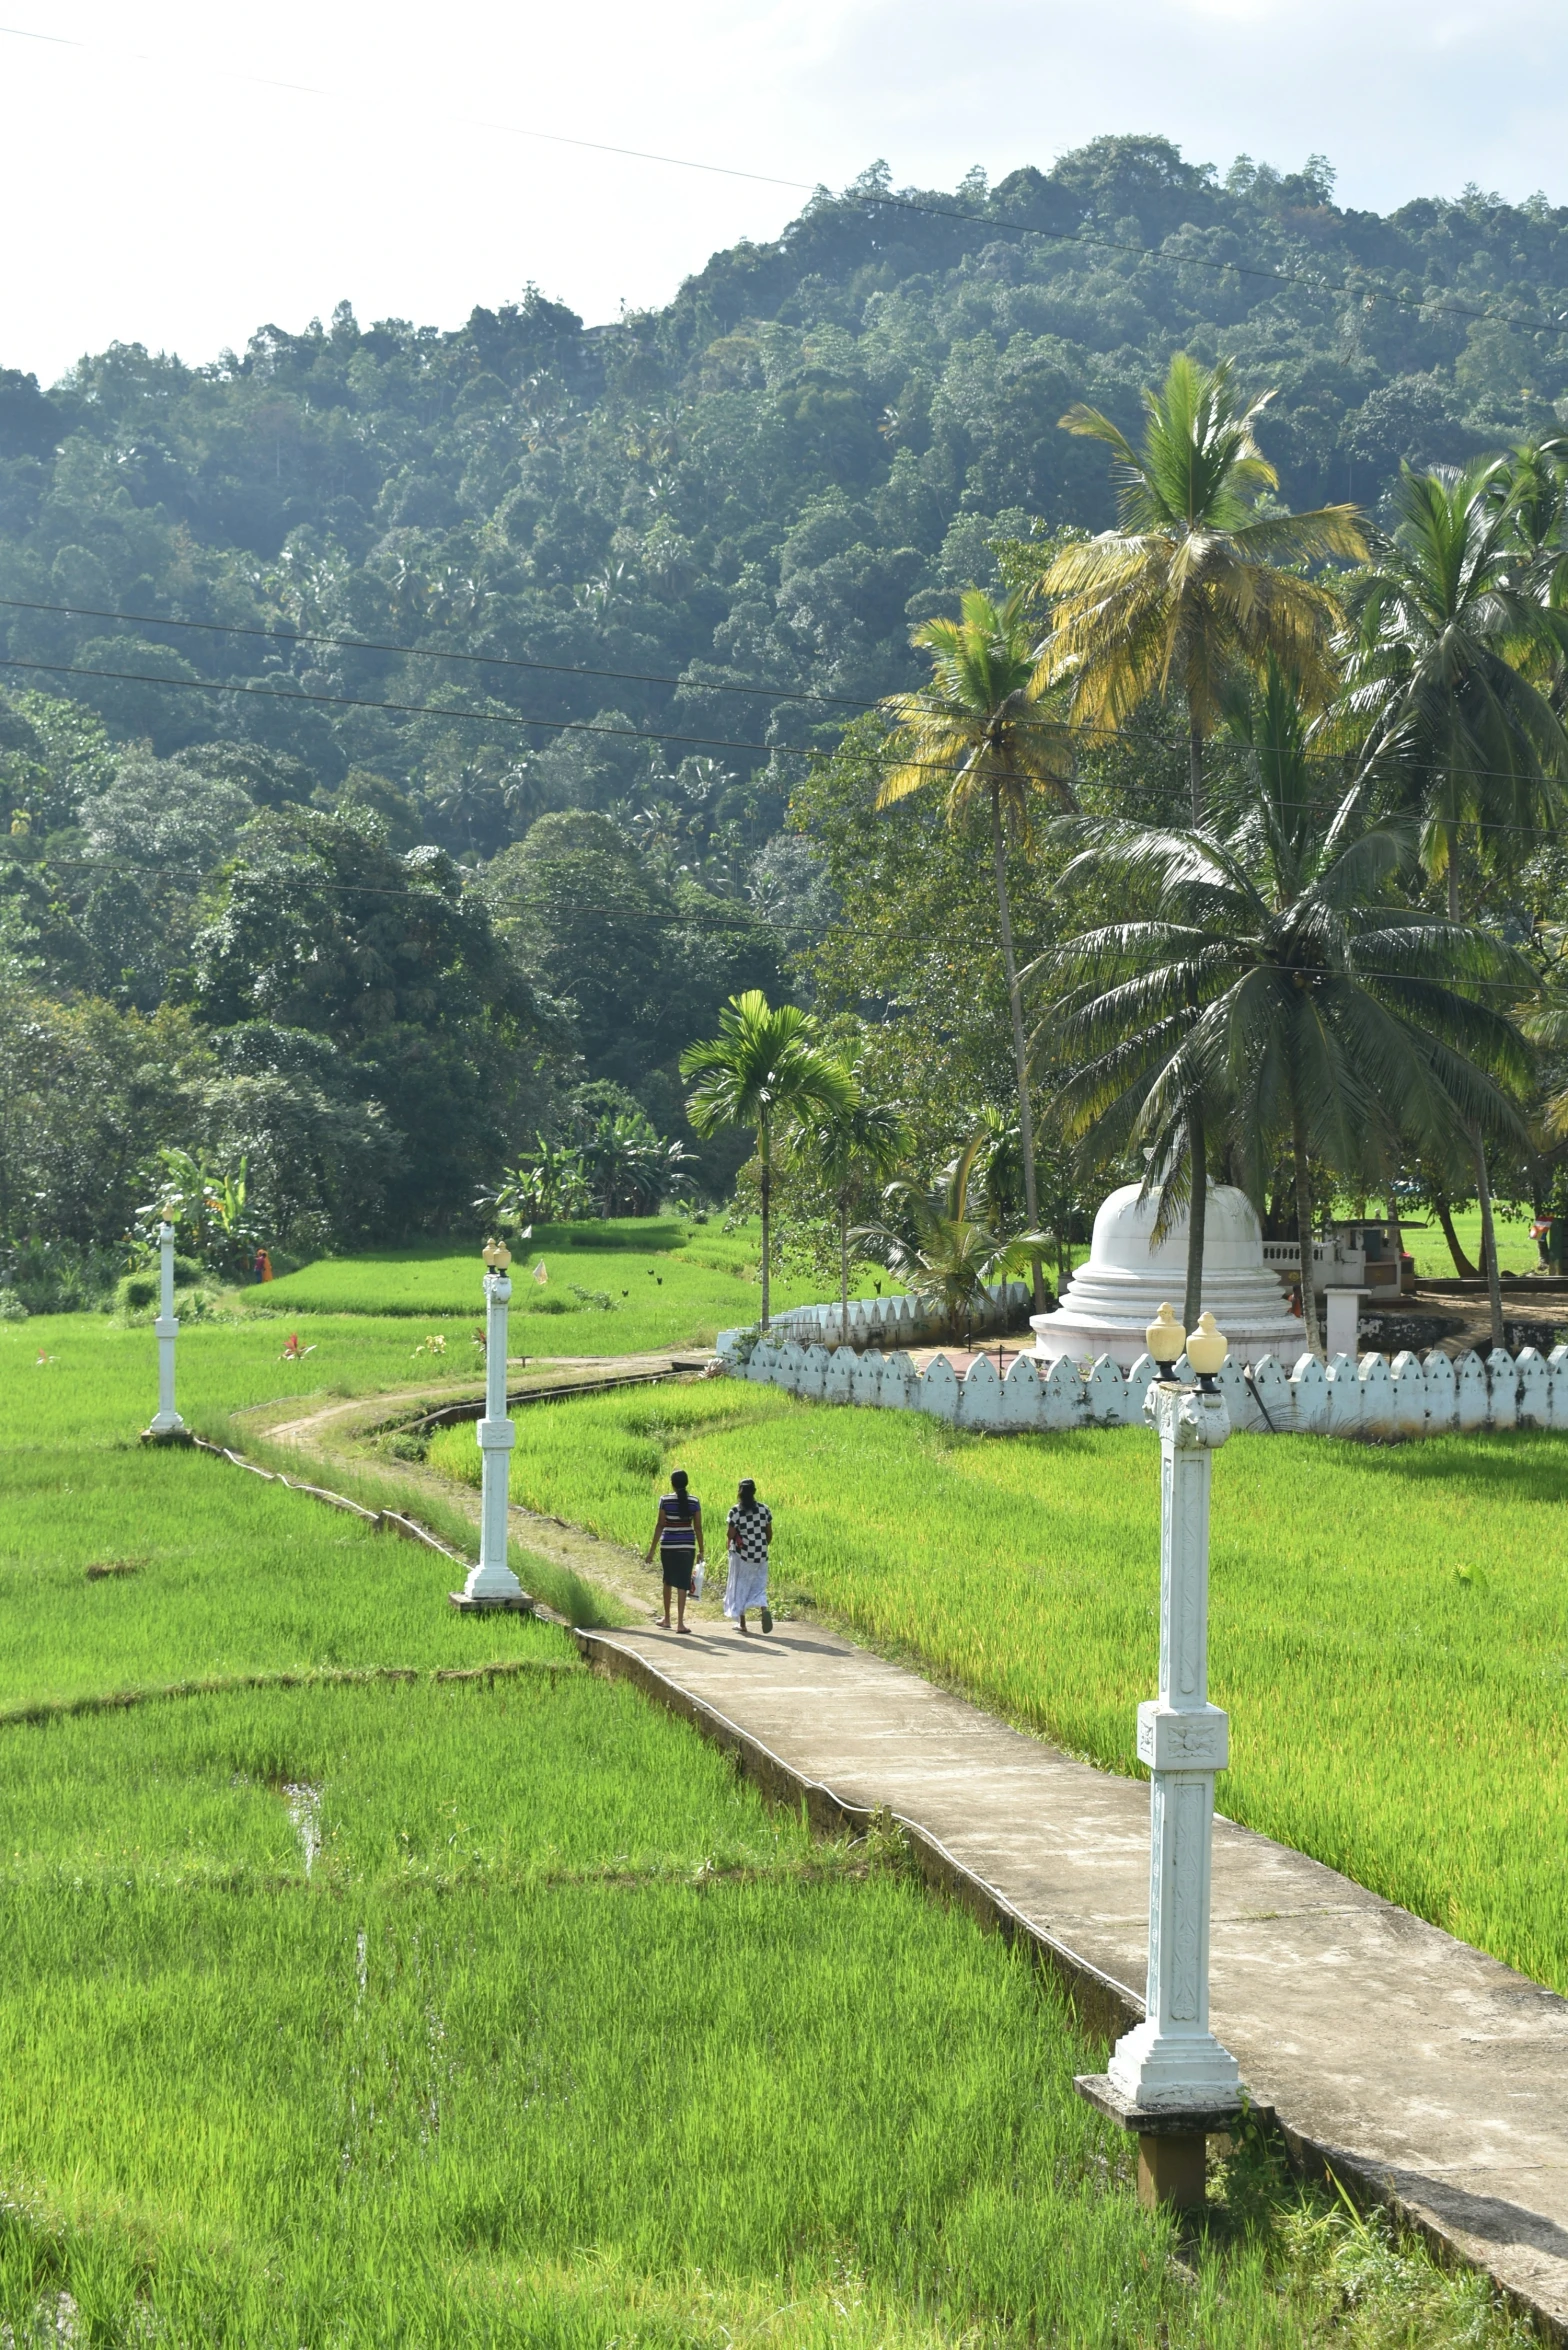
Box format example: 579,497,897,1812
660,1549,695,1591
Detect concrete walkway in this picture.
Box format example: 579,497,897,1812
580,1610,1568,2336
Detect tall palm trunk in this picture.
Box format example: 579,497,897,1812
759,1108,772,1333
839,1195,851,1347
1471,1122,1506,1350
1293,1103,1322,1360
1182,1099,1207,1339
1188,717,1204,826
1433,1190,1479,1279
989,778,1044,1314
1447,844,1506,1348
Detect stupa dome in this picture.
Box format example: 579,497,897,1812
1032,1182,1306,1371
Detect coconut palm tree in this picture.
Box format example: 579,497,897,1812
1342,459,1568,917
1341,458,1568,1340
878,587,1074,1309
680,991,854,1330
794,1078,910,1342
1037,352,1366,823
1041,719,1533,1353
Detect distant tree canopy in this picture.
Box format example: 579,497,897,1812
6,135,1568,1265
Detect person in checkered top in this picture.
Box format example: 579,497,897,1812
724,1477,773,1634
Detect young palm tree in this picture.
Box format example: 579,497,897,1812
1342,458,1568,1339
794,1079,910,1342
857,1129,1047,1337
879,587,1074,1310
1041,740,1532,1354
1038,353,1366,822
680,991,854,1331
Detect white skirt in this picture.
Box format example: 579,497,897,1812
723,1548,769,1618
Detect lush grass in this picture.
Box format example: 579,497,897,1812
1403,1205,1538,1279
262,1221,750,1327
255,1221,900,1343
0,1311,614,1654
446,1379,1568,1997
0,1681,1520,2350
0,1315,1532,2347
8,1309,493,1440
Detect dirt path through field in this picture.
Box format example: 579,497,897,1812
250,1356,720,1624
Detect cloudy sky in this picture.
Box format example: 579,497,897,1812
5,0,1566,384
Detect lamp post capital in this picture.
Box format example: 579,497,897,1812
1144,1379,1231,1451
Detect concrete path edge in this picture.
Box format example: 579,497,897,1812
573,1623,1565,2346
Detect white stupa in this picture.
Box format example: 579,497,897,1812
1033,1182,1307,1370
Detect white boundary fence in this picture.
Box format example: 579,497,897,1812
761,1280,1030,1351
715,1332,1568,1438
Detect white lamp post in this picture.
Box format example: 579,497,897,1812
147,1221,185,1436
1078,1304,1245,2209
452,1240,529,1611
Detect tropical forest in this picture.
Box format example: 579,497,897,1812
4,131,1568,1318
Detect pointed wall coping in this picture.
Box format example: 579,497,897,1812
721,1337,1568,1440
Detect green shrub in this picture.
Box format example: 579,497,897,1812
0,1288,26,1322
115,1273,158,1313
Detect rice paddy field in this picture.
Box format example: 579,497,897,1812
1400,1207,1536,1279
254,1218,888,1344
0,1312,1527,2345
438,1380,1568,1998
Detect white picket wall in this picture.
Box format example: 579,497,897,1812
715,1335,1568,1439
755,1279,1030,1354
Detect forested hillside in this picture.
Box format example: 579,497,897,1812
4,133,1566,1289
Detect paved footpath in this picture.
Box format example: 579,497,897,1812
579,1611,1568,2334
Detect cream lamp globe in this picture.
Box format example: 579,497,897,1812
1145,1301,1185,1368
1186,1310,1228,1385
482,1237,512,1274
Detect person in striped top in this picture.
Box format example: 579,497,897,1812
724,1477,773,1634
645,1467,703,1634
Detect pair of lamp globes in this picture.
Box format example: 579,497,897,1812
1144,1302,1228,1387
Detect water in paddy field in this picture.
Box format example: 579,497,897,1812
283,1781,322,1874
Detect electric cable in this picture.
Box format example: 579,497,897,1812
7,645,1568,824
0,594,884,715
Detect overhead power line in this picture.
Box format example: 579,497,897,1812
3,16,1568,348
8,645,1568,816
0,652,833,763
3,850,1543,989
0,595,880,715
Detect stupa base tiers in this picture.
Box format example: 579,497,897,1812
1035,1183,1307,1370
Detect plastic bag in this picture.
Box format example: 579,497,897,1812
692,1562,705,1599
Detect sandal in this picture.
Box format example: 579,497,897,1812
760,1606,773,1634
